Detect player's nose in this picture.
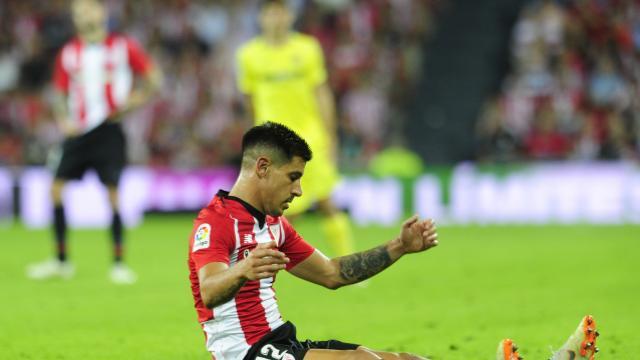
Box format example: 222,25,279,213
292,182,302,197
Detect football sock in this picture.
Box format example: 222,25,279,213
111,211,123,263
321,212,354,256
53,205,67,262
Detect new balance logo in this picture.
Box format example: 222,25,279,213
243,234,253,244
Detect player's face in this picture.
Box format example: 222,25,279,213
72,0,107,40
259,3,293,37
263,156,305,217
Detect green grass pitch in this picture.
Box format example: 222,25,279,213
0,215,637,359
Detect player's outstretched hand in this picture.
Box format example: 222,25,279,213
398,215,438,254
241,241,290,281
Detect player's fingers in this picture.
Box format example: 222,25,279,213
255,264,286,273
257,263,286,271
263,252,290,264
252,248,288,261
427,233,438,242
422,219,435,231
256,256,289,266
402,215,419,229
264,249,289,260
422,227,437,237
423,237,438,250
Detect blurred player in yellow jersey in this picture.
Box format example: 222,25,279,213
236,0,354,256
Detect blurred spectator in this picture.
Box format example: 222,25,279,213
477,0,640,162
523,99,572,160
476,96,520,163
0,0,438,170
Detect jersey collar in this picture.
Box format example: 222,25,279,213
217,190,267,228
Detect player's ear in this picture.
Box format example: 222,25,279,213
256,156,271,178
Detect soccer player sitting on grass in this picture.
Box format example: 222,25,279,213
187,122,599,360
188,122,436,360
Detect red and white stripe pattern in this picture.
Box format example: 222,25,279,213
202,216,285,360
189,194,314,360
53,34,151,134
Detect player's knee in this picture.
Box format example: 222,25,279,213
51,181,65,204
349,349,382,359
106,186,119,209
398,352,427,360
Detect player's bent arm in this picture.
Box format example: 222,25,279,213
198,242,290,309
52,91,78,137
198,262,247,309
289,215,439,289
289,240,404,289
128,65,162,109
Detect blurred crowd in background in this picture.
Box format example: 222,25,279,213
1,0,639,170
477,0,640,162
0,0,435,170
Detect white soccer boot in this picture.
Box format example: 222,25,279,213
109,263,138,285
27,259,75,280
550,315,599,360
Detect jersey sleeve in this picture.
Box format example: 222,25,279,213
125,37,152,74
280,217,315,270
306,38,327,87
236,46,255,95
53,49,69,94
190,219,235,272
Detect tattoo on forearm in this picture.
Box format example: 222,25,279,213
339,245,393,283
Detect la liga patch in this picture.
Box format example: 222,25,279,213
192,223,211,252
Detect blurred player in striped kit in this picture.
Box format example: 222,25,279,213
236,0,354,257
27,0,161,284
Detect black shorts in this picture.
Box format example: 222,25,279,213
243,322,359,360
52,121,126,186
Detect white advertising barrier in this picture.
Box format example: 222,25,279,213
442,162,640,224
10,162,640,227
333,176,403,226
18,167,237,228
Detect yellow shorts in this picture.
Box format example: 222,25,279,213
286,134,339,216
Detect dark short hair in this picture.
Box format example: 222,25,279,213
242,122,312,165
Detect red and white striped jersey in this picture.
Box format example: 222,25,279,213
53,34,152,134
188,190,315,360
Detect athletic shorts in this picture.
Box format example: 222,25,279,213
52,121,126,186
243,321,359,360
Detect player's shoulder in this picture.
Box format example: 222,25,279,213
285,33,320,52
59,37,82,53
189,206,235,249
237,36,264,57
195,201,233,229
290,32,320,46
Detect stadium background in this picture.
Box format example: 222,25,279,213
0,0,639,359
